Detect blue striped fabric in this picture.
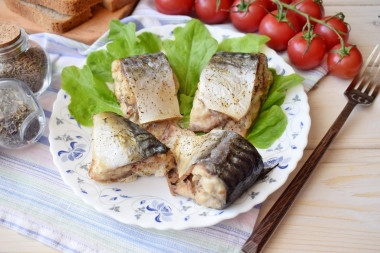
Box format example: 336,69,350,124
0,1,267,252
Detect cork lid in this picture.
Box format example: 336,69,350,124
0,23,21,48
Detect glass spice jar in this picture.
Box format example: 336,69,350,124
0,23,51,96
0,78,46,149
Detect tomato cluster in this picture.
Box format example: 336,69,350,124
154,0,363,79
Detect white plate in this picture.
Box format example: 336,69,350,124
49,24,310,230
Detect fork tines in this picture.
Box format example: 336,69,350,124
346,44,380,100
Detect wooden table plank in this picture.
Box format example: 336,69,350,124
256,149,380,253
325,0,380,6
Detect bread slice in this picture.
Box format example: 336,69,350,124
102,0,135,11
21,0,101,15
4,0,92,33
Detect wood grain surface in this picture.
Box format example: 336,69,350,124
0,0,380,252
0,0,139,45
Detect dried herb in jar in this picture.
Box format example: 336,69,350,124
0,47,48,93
0,23,50,94
0,87,39,147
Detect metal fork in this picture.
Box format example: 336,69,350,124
242,44,380,253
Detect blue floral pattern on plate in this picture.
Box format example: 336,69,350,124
49,25,310,230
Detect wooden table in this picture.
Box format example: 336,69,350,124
1,0,380,252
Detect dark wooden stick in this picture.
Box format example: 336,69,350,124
241,101,356,253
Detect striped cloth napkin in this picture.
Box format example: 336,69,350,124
0,0,327,252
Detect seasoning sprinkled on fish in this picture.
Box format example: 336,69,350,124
89,112,176,183
112,52,182,125
189,51,273,137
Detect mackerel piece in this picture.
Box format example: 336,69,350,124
112,52,182,125
166,129,264,209
189,51,273,137
89,112,175,183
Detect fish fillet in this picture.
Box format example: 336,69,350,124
112,52,182,125
189,52,273,137
165,129,264,209
89,112,176,183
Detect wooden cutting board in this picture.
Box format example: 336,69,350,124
0,0,139,45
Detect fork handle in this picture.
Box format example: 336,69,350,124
242,100,357,253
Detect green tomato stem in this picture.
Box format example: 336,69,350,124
276,1,346,49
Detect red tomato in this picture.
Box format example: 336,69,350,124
195,0,232,24
290,0,324,26
287,32,326,70
314,15,349,50
155,0,194,15
230,0,270,33
263,0,292,11
259,10,301,51
327,43,363,79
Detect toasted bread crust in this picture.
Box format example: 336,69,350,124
102,0,135,11
21,0,101,15
4,0,92,33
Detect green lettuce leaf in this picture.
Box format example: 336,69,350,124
86,49,114,83
247,105,287,148
61,65,123,126
162,19,218,118
178,94,194,128
261,69,304,111
107,20,162,59
247,69,304,149
218,33,270,53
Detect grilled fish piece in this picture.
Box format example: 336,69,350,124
189,52,273,137
112,52,182,125
89,112,176,183
166,129,264,209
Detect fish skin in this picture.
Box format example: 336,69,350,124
212,131,264,207
120,115,169,158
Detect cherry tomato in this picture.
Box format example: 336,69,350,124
195,0,232,24
259,10,301,51
290,0,324,27
155,0,194,15
327,43,363,79
230,0,270,33
287,32,326,70
263,0,292,11
314,15,349,50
